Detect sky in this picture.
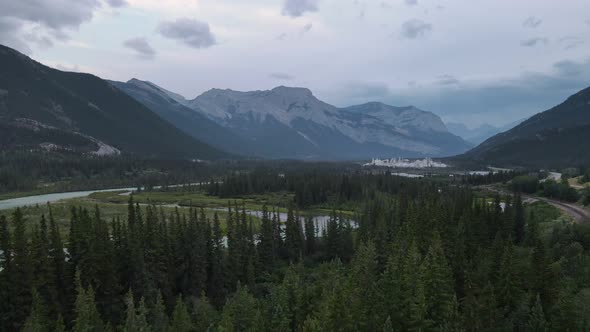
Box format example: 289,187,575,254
1,0,589,127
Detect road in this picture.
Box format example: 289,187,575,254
523,195,590,223
479,185,590,223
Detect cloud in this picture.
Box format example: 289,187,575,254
282,0,319,18
302,23,313,34
0,17,31,54
553,60,585,76
0,0,110,52
329,58,590,126
340,81,392,99
401,19,432,39
520,37,548,47
276,33,288,40
523,16,542,28
123,37,156,59
157,18,216,49
105,0,128,7
559,36,584,50
405,0,418,6
436,75,460,85
270,72,295,80
1,0,101,30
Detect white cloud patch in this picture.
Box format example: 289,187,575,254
123,37,156,59
157,18,216,49
282,0,319,18
523,16,542,28
401,19,432,39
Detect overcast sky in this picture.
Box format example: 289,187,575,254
1,0,589,127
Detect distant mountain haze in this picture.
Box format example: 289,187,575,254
115,81,472,159
462,86,590,167
446,119,525,145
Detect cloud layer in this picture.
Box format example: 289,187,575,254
157,18,216,49
282,0,319,18
401,19,432,39
123,37,156,59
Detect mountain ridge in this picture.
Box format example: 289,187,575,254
462,86,590,167
0,44,228,159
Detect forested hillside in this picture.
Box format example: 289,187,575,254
464,86,590,167
0,44,227,159
2,172,590,331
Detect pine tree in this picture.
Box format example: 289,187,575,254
304,215,316,255
208,212,226,307
73,275,104,332
123,291,151,332
12,208,33,330
528,294,547,332
258,205,275,271
31,215,58,321
169,296,193,332
0,215,13,331
284,205,303,261
54,315,66,332
219,284,261,331
421,232,456,329
150,291,169,332
513,194,525,244
48,206,69,318
349,241,380,331
192,295,218,332
22,289,49,332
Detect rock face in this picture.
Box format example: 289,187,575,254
462,86,590,167
165,85,471,159
0,44,227,159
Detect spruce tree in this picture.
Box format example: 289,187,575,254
169,296,193,332
22,289,49,332
150,291,169,332
513,194,525,244
12,208,33,330
73,277,104,332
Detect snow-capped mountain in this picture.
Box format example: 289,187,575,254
184,86,470,158
112,81,472,159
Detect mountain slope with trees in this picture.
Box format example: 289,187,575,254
0,44,228,159
463,86,590,167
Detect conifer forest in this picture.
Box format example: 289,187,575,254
2,170,590,331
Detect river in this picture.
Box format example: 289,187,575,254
0,188,138,210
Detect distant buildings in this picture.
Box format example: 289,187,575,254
364,157,448,169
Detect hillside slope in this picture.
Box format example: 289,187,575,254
463,86,590,167
109,79,256,156
0,44,227,159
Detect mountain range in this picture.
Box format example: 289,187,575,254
462,86,590,167
0,43,506,161
446,120,524,145
112,79,471,159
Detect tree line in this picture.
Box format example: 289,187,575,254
2,177,590,331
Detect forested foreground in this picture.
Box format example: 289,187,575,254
2,181,590,331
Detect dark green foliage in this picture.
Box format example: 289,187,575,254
2,172,590,331
511,175,539,194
